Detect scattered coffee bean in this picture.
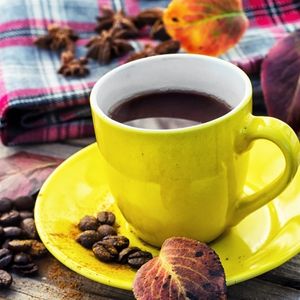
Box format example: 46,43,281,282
3,227,23,238
0,198,13,213
1,239,11,249
97,211,115,226
102,235,129,251
0,193,46,286
19,211,34,220
29,240,47,257
31,191,40,200
118,247,141,264
0,249,12,269
0,269,12,288
20,218,37,239
8,240,33,252
0,210,20,226
13,196,35,211
127,250,153,269
11,262,38,275
13,253,32,265
75,211,154,270
97,224,117,239
76,230,102,249
78,216,99,231
92,242,118,262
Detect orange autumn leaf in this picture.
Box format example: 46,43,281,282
163,0,249,56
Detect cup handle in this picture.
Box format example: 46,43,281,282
230,115,300,226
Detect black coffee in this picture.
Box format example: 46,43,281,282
108,90,231,130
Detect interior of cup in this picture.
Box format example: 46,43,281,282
91,54,252,117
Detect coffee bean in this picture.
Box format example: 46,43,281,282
31,190,40,200
78,216,99,231
3,227,23,238
118,247,141,264
20,218,37,239
31,191,40,200
127,250,153,269
2,239,11,249
13,253,32,265
12,262,38,275
0,210,20,226
19,211,34,220
76,230,102,249
13,196,35,211
0,270,12,288
102,235,129,251
97,225,117,239
29,241,47,257
0,249,12,269
92,242,118,262
97,211,116,226
0,198,13,213
8,240,33,252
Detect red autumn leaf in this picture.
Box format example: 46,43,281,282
0,152,62,199
163,0,248,56
261,30,300,133
133,237,226,300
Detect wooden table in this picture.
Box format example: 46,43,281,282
0,138,300,300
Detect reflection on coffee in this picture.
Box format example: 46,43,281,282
108,90,232,129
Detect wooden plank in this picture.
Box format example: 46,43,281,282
0,138,95,159
4,273,300,300
62,137,95,147
259,255,300,289
228,278,300,300
2,255,300,300
0,257,134,300
0,142,82,159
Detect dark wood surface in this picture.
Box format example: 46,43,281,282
0,138,299,300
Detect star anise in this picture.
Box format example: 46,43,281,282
134,8,164,28
95,7,138,38
126,44,156,62
126,40,180,62
34,23,78,50
58,51,89,77
150,19,170,41
86,28,133,64
133,8,170,41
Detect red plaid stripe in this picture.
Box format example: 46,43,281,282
243,0,300,26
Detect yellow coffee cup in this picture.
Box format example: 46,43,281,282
90,54,300,247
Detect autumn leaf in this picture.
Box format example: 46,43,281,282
133,237,226,300
0,152,62,199
261,30,300,133
163,0,248,56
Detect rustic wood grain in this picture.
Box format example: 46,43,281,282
228,278,300,300
2,256,300,300
0,138,95,159
259,255,300,289
0,257,134,300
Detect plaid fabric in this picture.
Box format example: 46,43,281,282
223,0,300,73
0,0,299,145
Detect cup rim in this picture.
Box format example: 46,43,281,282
90,54,252,134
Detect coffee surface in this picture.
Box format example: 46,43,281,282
108,90,231,130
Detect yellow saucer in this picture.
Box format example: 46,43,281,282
35,141,300,290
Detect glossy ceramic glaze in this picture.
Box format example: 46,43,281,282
35,141,300,290
90,54,300,246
